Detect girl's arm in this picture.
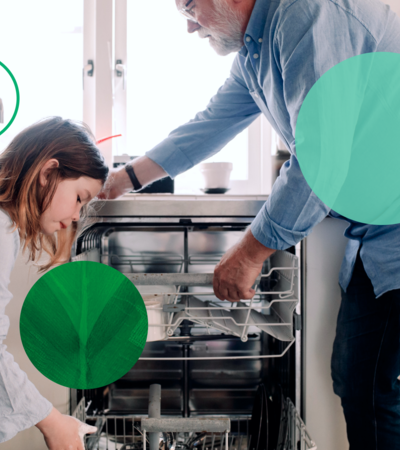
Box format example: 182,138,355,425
0,209,97,448
0,210,53,442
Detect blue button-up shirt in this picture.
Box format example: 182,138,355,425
147,0,400,298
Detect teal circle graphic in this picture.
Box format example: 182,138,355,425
296,52,400,225
20,261,148,389
0,61,20,136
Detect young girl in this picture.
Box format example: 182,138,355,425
0,117,109,449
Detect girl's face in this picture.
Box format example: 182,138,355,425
39,159,103,235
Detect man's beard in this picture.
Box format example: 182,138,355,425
199,0,245,56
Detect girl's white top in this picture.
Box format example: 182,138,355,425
0,208,52,443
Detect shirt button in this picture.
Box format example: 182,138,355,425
258,38,263,43
253,53,259,59
246,36,251,42
254,93,259,98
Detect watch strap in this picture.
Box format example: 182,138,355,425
125,164,143,191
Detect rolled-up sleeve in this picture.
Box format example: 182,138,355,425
251,1,378,250
146,55,261,178
251,155,330,249
0,213,53,443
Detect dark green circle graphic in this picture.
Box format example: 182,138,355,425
20,261,148,389
0,61,20,136
296,52,400,225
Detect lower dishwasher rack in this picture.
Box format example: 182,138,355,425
73,395,316,450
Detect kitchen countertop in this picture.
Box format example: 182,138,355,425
117,193,268,201
90,193,269,218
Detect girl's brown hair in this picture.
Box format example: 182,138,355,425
0,116,109,270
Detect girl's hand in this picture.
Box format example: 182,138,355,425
36,407,97,450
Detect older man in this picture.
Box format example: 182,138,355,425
103,0,400,447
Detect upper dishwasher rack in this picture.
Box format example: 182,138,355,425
72,248,299,360
128,250,298,341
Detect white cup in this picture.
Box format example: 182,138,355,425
142,297,166,342
199,162,233,189
138,286,176,342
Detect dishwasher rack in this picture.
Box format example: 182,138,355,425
72,396,316,450
72,249,299,360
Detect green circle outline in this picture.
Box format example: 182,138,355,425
0,61,20,136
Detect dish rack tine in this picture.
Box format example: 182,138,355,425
240,285,257,342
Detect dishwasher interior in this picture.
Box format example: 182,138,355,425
70,200,315,450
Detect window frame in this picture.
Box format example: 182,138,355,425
83,0,273,195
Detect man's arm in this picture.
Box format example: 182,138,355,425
214,1,379,301
248,0,379,251
100,55,261,198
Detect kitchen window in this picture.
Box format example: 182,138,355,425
126,0,249,191
83,0,274,195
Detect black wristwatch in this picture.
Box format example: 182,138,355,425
125,164,143,191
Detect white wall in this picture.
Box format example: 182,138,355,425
304,218,349,450
1,253,69,450
384,0,400,17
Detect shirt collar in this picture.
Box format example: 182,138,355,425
244,0,272,44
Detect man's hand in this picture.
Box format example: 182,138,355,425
213,228,275,302
97,156,168,200
97,167,132,199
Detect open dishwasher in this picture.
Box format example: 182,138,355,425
70,196,316,450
